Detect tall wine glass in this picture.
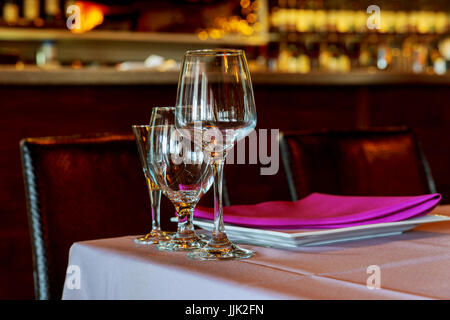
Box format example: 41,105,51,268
132,107,176,244
175,49,257,260
148,109,214,251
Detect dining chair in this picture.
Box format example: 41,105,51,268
280,127,436,200
20,133,178,300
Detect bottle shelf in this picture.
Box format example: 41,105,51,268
0,27,270,45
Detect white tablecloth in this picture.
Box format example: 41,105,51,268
62,205,450,300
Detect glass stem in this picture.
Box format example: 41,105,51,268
176,207,195,240
147,178,161,231
211,159,229,245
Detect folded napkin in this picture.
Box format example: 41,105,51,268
194,193,442,229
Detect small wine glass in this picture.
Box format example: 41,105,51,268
132,107,177,244
175,49,257,260
148,110,214,251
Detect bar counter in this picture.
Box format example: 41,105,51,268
2,67,450,86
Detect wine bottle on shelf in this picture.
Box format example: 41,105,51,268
277,0,288,34
296,41,311,74
267,41,279,71
0,1,4,24
44,0,61,23
22,0,43,27
3,0,19,26
277,40,289,72
305,36,320,71
345,37,361,70
268,0,278,33
286,0,296,33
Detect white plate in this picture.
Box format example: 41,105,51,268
172,214,450,248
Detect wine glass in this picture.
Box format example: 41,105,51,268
148,109,214,251
175,49,257,260
131,107,176,244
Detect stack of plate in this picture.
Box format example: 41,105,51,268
186,215,450,248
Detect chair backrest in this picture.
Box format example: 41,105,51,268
280,127,436,200
20,133,175,299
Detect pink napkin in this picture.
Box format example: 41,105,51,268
194,193,442,229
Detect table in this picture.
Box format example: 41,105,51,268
62,205,450,300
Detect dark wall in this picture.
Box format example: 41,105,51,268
1,83,449,299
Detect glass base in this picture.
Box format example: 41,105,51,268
156,233,206,252
187,242,254,261
134,230,173,244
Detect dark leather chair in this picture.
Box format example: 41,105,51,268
20,133,177,300
280,127,436,200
